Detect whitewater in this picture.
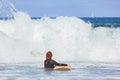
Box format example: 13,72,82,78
0,11,120,63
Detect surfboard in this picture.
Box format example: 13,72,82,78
54,64,71,71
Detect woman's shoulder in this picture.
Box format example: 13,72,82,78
51,59,56,62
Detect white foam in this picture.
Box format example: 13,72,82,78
0,11,120,63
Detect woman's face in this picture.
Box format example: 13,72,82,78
46,52,52,59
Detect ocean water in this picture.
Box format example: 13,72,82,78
81,17,120,27
0,11,120,80
0,62,120,80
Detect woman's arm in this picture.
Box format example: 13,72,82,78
52,60,67,66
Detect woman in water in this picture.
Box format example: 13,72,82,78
44,51,67,68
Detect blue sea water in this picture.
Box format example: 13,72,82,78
0,62,120,80
81,17,120,27
1,17,120,28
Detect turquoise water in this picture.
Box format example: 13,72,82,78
0,62,120,80
81,17,120,27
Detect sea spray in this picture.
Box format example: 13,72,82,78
0,0,16,17
0,12,120,63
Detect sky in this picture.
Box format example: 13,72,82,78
0,0,120,17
